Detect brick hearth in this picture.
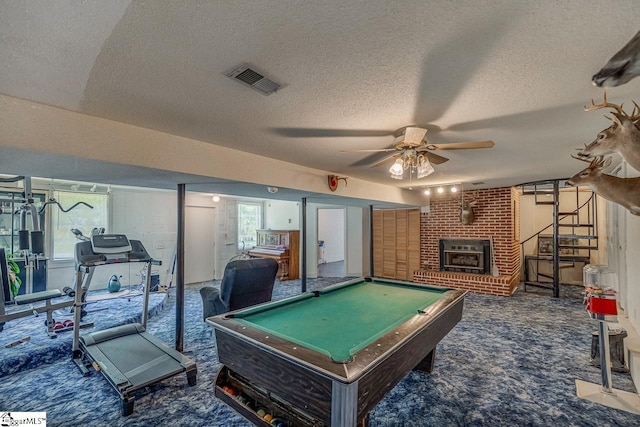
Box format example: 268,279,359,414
413,187,521,296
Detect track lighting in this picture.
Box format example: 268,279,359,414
423,183,462,196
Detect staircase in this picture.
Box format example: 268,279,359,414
520,179,598,297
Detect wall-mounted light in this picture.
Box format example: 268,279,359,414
424,188,431,196
90,184,97,192
70,184,80,191
212,194,221,202
437,187,444,194
267,187,278,194
451,186,458,193
106,185,112,195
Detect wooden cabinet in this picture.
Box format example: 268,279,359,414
373,209,420,281
249,230,300,280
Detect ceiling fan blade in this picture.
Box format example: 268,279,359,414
370,153,399,168
428,140,494,150
341,148,397,153
424,151,449,165
271,128,394,138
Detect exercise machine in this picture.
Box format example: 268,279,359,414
72,234,197,416
0,247,94,336
0,247,63,336
0,227,100,336
0,175,95,336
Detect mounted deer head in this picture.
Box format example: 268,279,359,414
592,30,640,87
576,93,640,171
460,193,478,225
567,155,640,216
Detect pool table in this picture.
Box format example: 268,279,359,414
207,277,466,426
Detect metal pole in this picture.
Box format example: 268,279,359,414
369,205,374,277
301,197,307,293
598,320,613,393
176,184,185,352
552,180,560,298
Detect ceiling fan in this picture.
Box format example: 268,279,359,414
338,126,494,180
344,126,493,163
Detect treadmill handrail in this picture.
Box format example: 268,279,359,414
74,240,160,269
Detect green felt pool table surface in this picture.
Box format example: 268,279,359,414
232,278,449,363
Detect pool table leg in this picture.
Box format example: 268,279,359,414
413,347,436,373
358,413,370,426
332,380,358,426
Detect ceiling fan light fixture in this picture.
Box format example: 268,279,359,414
389,159,404,179
416,157,434,179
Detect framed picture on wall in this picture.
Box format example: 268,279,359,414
538,235,553,255
538,235,577,255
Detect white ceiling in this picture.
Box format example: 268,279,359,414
1,1,640,201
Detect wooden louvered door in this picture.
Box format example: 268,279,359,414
373,209,420,281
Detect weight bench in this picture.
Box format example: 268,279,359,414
13,289,63,337
0,248,85,337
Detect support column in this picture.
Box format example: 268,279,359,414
301,197,307,293
176,183,185,352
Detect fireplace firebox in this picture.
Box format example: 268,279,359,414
439,238,491,274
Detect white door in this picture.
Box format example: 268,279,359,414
317,208,345,277
185,206,215,284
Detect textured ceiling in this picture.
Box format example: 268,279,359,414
1,0,640,198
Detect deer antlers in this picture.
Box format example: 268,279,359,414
585,93,640,122
570,154,611,170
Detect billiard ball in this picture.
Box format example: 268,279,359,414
256,408,266,418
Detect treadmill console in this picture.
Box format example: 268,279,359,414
91,234,132,254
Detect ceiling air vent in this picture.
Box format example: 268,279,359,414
225,63,282,96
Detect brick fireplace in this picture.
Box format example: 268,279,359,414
413,187,521,296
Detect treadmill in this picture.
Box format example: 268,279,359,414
72,234,197,416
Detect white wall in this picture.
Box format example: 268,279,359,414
47,186,178,291
318,208,345,263
265,200,299,230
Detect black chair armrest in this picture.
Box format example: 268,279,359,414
199,287,228,320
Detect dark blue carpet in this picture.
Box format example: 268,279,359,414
1,279,639,426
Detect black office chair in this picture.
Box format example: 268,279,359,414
199,258,278,321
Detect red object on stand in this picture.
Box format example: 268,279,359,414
587,296,618,316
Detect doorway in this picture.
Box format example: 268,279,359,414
317,208,345,277
185,206,216,284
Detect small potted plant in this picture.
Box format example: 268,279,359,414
7,256,22,299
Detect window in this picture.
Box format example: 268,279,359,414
50,191,109,260
238,202,262,250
